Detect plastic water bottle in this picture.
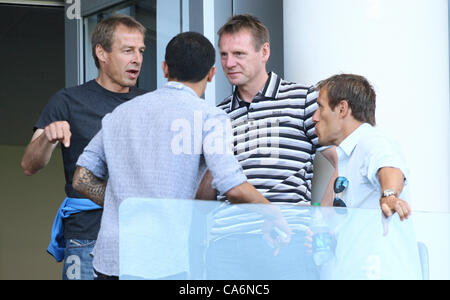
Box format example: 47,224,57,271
311,203,335,266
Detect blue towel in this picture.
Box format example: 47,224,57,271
47,197,102,262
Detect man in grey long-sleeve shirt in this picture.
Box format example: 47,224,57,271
72,32,290,279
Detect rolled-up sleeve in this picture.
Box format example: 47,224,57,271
202,109,247,195
76,128,108,180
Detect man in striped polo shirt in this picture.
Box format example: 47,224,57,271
197,14,337,207
199,14,338,280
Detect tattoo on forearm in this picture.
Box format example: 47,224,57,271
74,167,106,206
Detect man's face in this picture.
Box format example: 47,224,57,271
219,30,268,88
101,24,145,91
312,88,341,146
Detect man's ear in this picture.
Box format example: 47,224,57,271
261,42,270,63
162,61,169,78
339,100,351,118
207,66,217,82
95,44,106,65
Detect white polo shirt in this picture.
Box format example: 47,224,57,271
336,123,410,209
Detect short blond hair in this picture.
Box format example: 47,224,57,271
218,14,269,50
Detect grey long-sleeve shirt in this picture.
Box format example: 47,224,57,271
77,82,246,276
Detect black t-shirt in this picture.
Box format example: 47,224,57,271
35,80,148,239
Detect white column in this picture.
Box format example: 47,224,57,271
284,0,450,213
203,0,216,106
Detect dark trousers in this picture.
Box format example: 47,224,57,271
94,269,119,280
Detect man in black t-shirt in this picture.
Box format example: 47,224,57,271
21,15,148,280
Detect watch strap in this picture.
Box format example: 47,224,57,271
382,188,397,197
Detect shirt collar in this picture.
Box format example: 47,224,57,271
338,123,373,157
164,81,198,98
90,79,138,100
230,72,281,111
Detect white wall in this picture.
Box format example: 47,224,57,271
284,0,450,214
203,0,217,106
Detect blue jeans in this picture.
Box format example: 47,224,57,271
62,239,96,280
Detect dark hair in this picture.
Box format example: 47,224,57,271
91,14,146,68
218,14,270,50
316,74,377,126
165,32,215,82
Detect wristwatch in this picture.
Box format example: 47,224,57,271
382,188,398,197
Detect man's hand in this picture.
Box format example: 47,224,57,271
21,120,71,176
378,167,411,221
262,212,292,256
44,121,72,147
380,195,411,221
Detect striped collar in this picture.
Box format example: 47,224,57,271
230,72,282,111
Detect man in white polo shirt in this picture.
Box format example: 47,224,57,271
312,73,411,220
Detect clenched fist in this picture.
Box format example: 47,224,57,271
44,121,72,147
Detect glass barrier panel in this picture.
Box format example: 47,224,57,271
118,198,449,280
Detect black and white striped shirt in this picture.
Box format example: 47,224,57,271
217,72,322,204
